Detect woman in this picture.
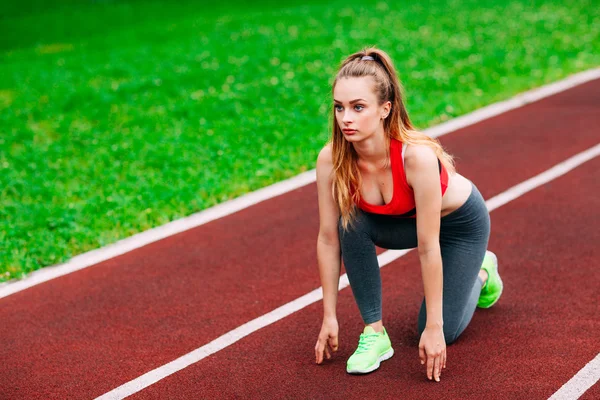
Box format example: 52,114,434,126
313,47,504,382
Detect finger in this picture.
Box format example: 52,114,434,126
324,345,331,360
329,336,339,352
419,345,426,365
427,354,434,380
443,349,447,369
434,354,441,382
315,342,323,364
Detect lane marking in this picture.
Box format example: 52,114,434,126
548,353,600,400
96,143,600,399
2,68,600,299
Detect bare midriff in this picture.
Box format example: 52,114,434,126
439,172,473,217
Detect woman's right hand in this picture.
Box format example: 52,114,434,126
314,317,339,364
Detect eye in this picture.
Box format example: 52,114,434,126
334,105,343,112
354,105,364,111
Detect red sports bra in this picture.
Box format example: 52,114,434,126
355,138,449,218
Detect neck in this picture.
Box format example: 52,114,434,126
352,130,389,166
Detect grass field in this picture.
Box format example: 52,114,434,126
1,0,599,282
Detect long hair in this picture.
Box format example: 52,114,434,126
330,47,456,231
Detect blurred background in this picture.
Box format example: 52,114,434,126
1,0,599,281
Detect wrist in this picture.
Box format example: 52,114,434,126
425,320,443,329
324,313,337,321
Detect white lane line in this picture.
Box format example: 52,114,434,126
2,68,599,299
549,353,600,400
0,169,315,300
96,143,600,399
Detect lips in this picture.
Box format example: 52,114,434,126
343,129,357,134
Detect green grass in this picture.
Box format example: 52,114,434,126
1,0,599,282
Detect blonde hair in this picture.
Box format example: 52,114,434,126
330,47,456,231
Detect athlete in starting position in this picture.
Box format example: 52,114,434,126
313,47,504,382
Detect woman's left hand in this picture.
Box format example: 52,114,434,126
418,325,446,382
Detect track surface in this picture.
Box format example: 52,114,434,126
2,79,600,399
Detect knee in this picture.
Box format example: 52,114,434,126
337,216,345,237
417,322,460,345
444,329,459,345
338,211,370,239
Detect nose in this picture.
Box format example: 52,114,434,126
342,110,352,124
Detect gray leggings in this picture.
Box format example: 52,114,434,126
338,181,490,344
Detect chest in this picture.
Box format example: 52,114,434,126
359,163,395,206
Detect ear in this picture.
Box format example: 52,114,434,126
381,101,392,119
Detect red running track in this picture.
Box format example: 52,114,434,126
133,155,600,399
1,79,599,399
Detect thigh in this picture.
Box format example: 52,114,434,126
439,219,490,322
439,238,488,324
417,239,487,341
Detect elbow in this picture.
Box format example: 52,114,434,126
417,241,441,257
318,232,339,248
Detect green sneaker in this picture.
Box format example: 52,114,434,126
477,250,504,308
346,326,394,374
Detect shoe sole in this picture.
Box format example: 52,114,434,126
346,348,394,374
480,251,503,308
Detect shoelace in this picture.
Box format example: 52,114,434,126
355,333,380,354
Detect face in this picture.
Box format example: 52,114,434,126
333,76,391,141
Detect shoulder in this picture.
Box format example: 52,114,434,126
404,144,440,190
404,143,438,170
316,143,334,177
317,143,333,168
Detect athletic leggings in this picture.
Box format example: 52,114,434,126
338,181,490,344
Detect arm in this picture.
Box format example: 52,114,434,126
405,145,444,328
315,144,342,319
314,144,342,364
405,144,446,382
